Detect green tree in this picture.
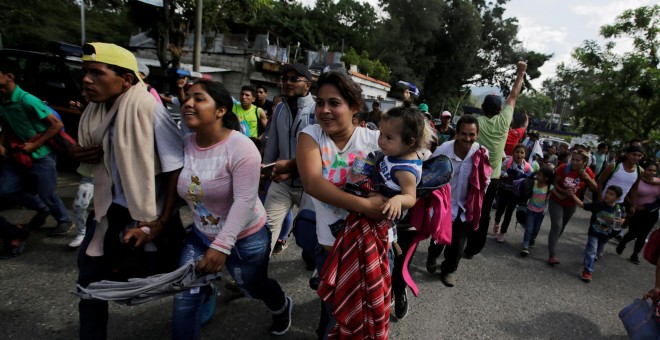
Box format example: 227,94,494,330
516,92,553,118
0,0,132,51
126,0,272,68
257,0,378,53
371,0,550,107
550,5,659,142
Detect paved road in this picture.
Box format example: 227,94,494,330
0,172,652,339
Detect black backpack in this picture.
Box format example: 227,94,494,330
512,172,537,201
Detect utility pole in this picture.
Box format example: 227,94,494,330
193,0,202,72
80,0,86,45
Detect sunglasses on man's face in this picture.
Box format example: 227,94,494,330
281,75,306,83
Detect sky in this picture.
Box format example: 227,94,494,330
298,0,657,87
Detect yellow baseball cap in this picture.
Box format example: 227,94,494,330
82,42,144,84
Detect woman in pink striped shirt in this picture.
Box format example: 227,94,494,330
172,80,292,339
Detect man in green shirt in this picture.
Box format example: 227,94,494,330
463,61,527,258
0,57,72,243
233,85,267,142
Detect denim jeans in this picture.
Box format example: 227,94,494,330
315,244,336,340
523,209,545,248
0,153,70,223
172,226,287,340
583,235,606,273
73,176,94,236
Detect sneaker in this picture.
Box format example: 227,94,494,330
440,272,456,287
272,240,288,255
462,252,474,259
630,253,641,265
493,223,500,235
520,248,529,257
616,243,625,255
581,270,592,282
496,232,505,243
49,222,73,236
270,296,293,336
26,211,50,230
548,257,560,265
68,234,85,248
426,255,438,274
529,240,536,248
201,284,219,326
394,289,409,319
0,239,26,259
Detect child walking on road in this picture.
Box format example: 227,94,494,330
571,185,625,282
521,165,555,256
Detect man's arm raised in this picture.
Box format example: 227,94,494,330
505,61,528,108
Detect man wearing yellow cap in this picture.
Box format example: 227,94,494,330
71,42,184,339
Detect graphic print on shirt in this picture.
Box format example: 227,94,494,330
563,176,581,191
320,149,366,225
186,175,219,225
238,117,251,137
591,207,622,235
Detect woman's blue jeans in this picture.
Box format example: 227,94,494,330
172,226,287,340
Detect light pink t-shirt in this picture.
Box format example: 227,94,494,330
635,178,660,206
177,131,266,255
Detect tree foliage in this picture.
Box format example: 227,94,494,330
0,0,133,51
370,0,551,107
547,4,659,143
340,47,390,81
256,0,378,53
515,92,553,118
126,0,272,68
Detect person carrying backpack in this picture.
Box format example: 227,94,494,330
597,145,644,208
547,149,598,265
616,159,660,264
493,144,533,243
520,165,555,256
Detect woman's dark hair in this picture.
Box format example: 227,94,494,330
538,164,555,184
512,143,527,156
455,114,480,134
558,151,570,163
641,158,658,169
193,79,240,132
316,71,363,111
381,106,428,150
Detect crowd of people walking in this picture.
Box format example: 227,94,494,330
1,43,658,340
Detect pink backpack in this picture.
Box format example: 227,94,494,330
404,185,452,297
